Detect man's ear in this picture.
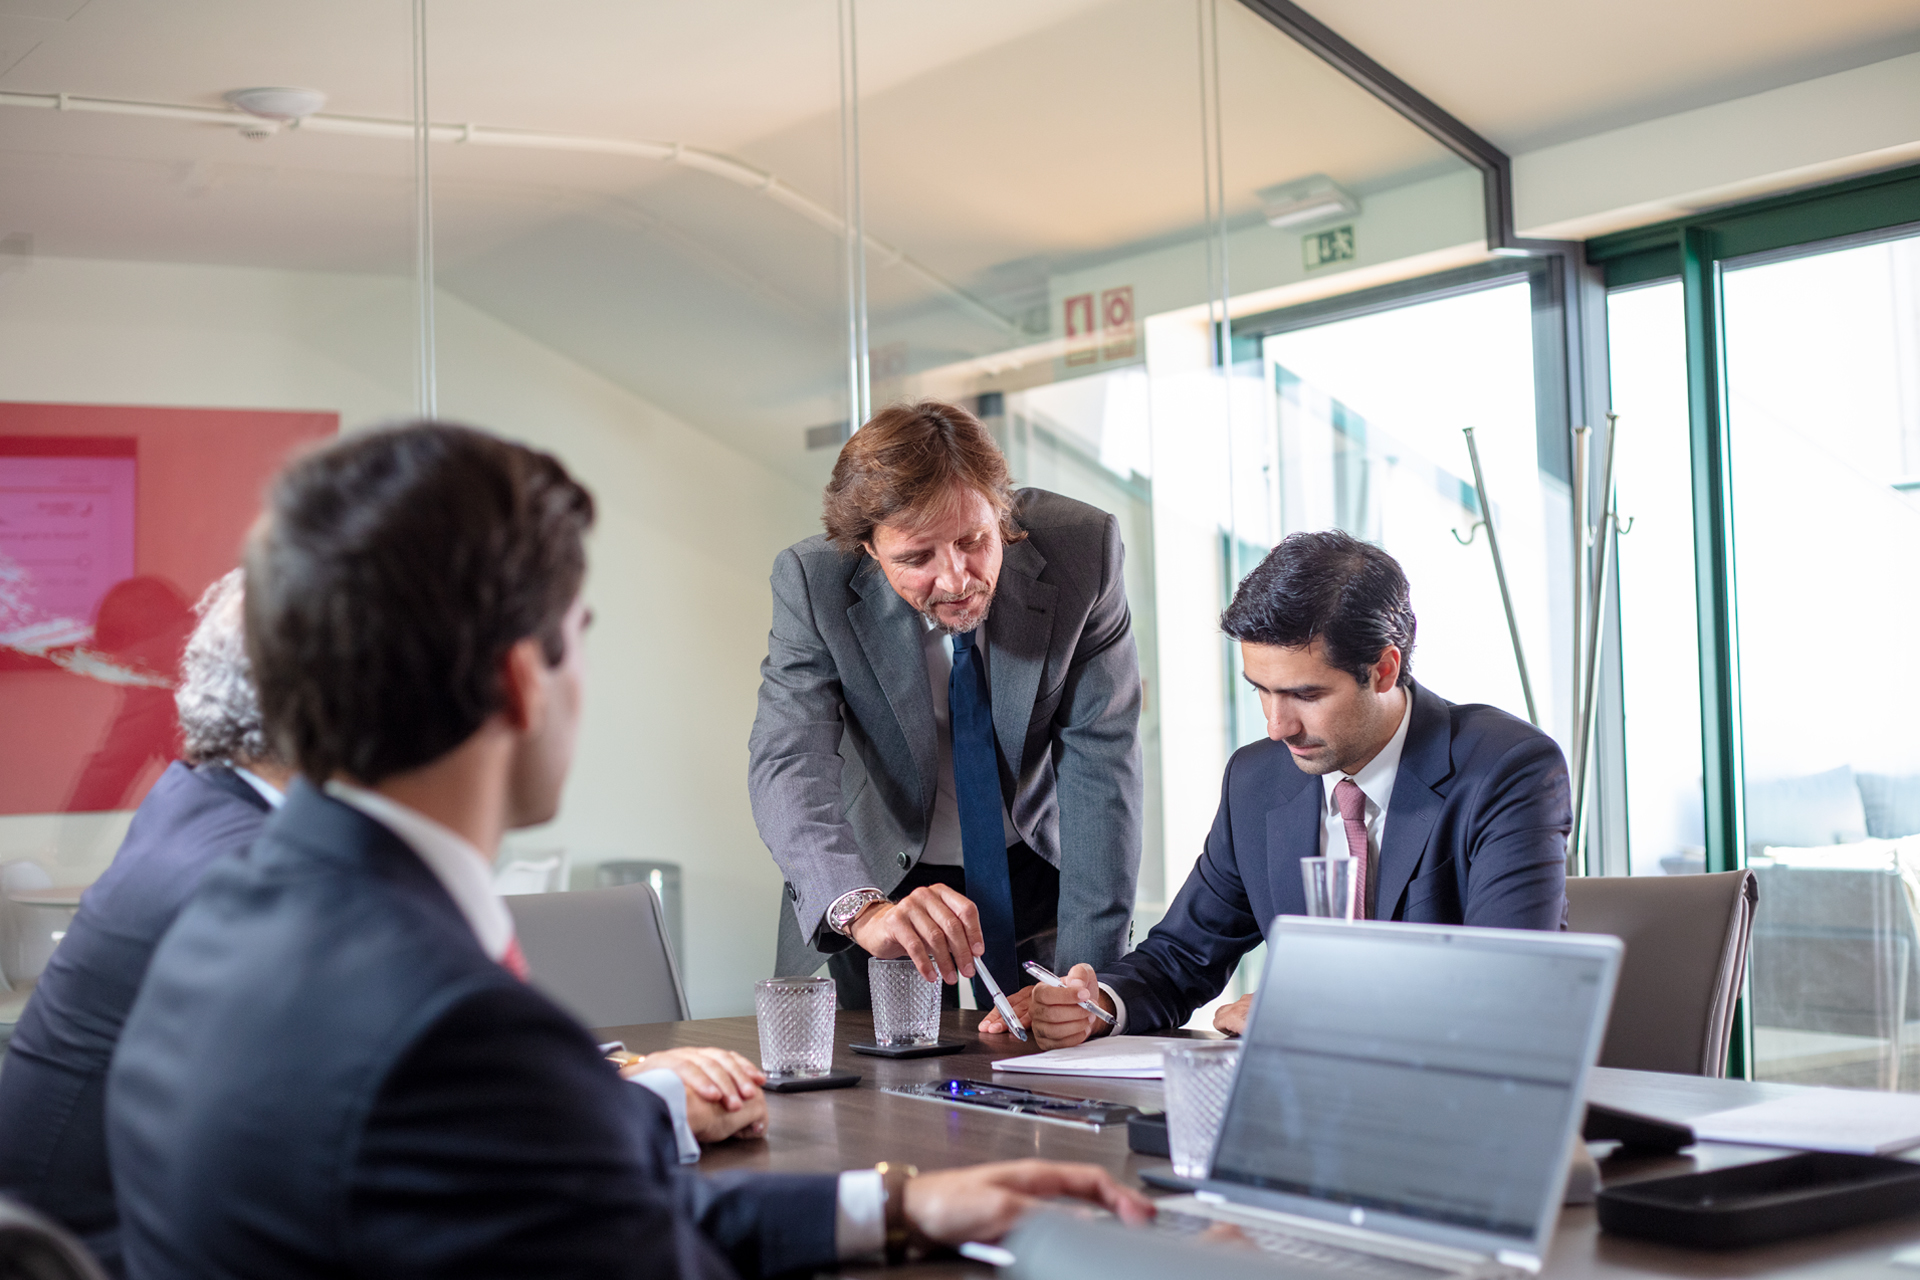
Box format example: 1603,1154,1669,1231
1371,645,1403,693
498,638,548,733
861,540,877,561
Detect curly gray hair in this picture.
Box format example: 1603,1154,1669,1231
175,569,275,766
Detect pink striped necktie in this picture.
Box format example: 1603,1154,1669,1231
501,935,531,981
1333,778,1370,921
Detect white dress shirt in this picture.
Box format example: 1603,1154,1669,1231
1319,691,1414,918
1101,691,1414,1036
322,782,886,1254
233,766,286,809
918,616,1020,866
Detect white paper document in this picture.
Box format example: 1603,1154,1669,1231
1692,1088,1920,1155
989,1035,1202,1079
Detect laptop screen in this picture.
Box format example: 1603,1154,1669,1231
1207,920,1618,1246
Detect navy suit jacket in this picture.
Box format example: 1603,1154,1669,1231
1103,682,1570,1033
106,783,838,1280
0,761,272,1273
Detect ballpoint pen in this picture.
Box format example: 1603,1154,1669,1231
973,961,1028,1042
1022,960,1117,1025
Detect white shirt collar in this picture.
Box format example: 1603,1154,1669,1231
1323,688,1415,816
233,767,285,809
323,780,516,963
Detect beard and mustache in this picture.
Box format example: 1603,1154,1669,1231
920,585,994,635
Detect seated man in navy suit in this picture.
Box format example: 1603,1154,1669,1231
106,422,1149,1278
0,568,292,1273
986,529,1570,1048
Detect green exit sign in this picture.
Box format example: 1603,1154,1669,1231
1304,225,1356,270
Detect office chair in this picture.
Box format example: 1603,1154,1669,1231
1565,869,1757,1076
504,883,690,1028
0,1195,108,1280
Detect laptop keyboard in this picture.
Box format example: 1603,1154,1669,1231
1156,1204,1462,1279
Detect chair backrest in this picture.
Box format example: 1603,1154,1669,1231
594,860,684,971
1748,863,1920,1037
504,883,689,1028
0,1194,109,1280
1565,869,1757,1076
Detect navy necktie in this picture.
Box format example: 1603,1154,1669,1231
949,627,1018,998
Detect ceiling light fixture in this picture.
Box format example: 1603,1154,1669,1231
1257,175,1359,231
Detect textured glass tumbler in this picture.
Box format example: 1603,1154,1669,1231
1300,856,1357,919
869,957,942,1045
1163,1041,1242,1179
754,977,837,1076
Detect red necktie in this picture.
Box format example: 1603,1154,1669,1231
501,936,530,981
1333,778,1370,920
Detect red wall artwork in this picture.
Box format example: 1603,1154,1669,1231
0,403,337,814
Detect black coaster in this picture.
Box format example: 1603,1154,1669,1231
847,1039,969,1059
763,1068,862,1093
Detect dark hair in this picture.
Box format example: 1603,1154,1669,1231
245,421,595,785
1221,530,1416,689
821,400,1027,551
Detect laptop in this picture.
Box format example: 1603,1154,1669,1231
1153,917,1622,1279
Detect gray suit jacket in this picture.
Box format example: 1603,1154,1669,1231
751,488,1143,980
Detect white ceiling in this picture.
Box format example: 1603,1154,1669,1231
0,0,1912,475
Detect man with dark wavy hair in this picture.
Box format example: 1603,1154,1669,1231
751,399,1144,1011
1014,529,1571,1049
105,421,1149,1278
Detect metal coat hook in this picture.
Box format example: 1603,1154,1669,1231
1451,519,1486,546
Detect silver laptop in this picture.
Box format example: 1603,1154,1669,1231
1156,917,1622,1279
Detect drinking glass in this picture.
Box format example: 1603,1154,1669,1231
1299,856,1357,919
754,976,836,1076
869,956,941,1045
1162,1041,1243,1179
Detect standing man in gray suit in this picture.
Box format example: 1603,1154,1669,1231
751,399,1143,1009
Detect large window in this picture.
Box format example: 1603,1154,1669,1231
1592,164,1920,1084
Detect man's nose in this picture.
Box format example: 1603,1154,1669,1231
1266,703,1299,741
932,548,969,593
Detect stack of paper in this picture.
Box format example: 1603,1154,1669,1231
990,1035,1204,1079
1692,1088,1920,1156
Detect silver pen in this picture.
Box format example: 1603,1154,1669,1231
973,961,1028,1042
1022,960,1117,1025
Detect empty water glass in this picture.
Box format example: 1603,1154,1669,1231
1162,1041,1242,1179
869,956,942,1045
1299,855,1357,919
755,976,836,1077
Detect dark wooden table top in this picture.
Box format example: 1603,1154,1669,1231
598,1011,1920,1279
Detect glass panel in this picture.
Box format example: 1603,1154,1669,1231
427,1,846,1014
1722,229,1920,1089
1258,279,1549,743
0,4,412,923
1606,280,1706,878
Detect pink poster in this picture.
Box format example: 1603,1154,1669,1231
0,438,137,647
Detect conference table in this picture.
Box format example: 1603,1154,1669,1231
598,1010,1920,1279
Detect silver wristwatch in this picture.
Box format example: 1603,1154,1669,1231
827,888,888,937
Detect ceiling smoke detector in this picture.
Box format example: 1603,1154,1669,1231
223,87,327,123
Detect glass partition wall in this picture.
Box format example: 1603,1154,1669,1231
2,0,1522,1017
0,2,418,1001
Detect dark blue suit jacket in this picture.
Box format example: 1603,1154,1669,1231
0,761,272,1273
106,783,837,1280
1104,682,1569,1032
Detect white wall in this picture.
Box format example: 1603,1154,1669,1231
1516,51,1920,240
0,254,819,1016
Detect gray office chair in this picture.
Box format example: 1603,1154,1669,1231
505,883,690,1029
1565,869,1757,1076
0,1195,109,1280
